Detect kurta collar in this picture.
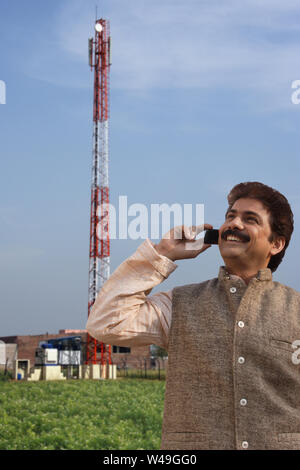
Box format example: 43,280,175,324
218,266,272,283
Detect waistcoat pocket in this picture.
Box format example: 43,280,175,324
163,431,206,443
162,431,208,450
270,338,294,352
269,338,295,363
278,433,300,449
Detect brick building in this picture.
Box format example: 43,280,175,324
0,329,154,371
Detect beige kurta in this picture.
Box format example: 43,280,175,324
86,238,300,450
86,238,176,350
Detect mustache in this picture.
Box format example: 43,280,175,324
221,229,250,243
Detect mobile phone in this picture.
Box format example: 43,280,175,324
204,229,219,245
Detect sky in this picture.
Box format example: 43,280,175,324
1,0,300,336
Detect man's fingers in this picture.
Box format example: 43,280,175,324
182,225,194,240
183,242,212,258
185,238,204,251
163,224,214,242
184,223,213,240
184,223,214,251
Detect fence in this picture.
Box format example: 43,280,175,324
1,354,168,381
42,357,167,380
116,356,167,380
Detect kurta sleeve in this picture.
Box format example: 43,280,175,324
85,238,177,350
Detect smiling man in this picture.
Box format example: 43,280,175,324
86,181,300,450
219,196,285,283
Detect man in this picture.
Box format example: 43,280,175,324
86,181,300,450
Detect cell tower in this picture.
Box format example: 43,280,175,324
86,19,112,365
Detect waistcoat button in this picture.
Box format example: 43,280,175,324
238,321,245,328
242,441,249,449
238,356,245,364
230,287,237,293
240,398,247,406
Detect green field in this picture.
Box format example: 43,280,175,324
0,379,165,450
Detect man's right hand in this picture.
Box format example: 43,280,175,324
153,224,214,261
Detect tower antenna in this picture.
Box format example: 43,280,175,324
86,16,111,367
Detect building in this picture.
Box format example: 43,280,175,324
0,341,17,370
0,330,155,372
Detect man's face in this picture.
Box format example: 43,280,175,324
218,197,280,271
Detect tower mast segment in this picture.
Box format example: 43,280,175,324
86,19,111,365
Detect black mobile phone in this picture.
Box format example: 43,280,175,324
204,229,219,245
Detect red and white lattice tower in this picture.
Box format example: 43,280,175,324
86,19,112,365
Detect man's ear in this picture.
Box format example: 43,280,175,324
270,236,285,256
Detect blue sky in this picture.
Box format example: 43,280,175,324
1,0,300,336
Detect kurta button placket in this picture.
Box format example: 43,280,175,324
234,281,248,450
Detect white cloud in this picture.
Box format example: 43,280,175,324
25,0,300,109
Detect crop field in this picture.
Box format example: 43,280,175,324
0,379,165,450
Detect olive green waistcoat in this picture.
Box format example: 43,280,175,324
161,266,300,450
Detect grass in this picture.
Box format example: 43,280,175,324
0,379,165,450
